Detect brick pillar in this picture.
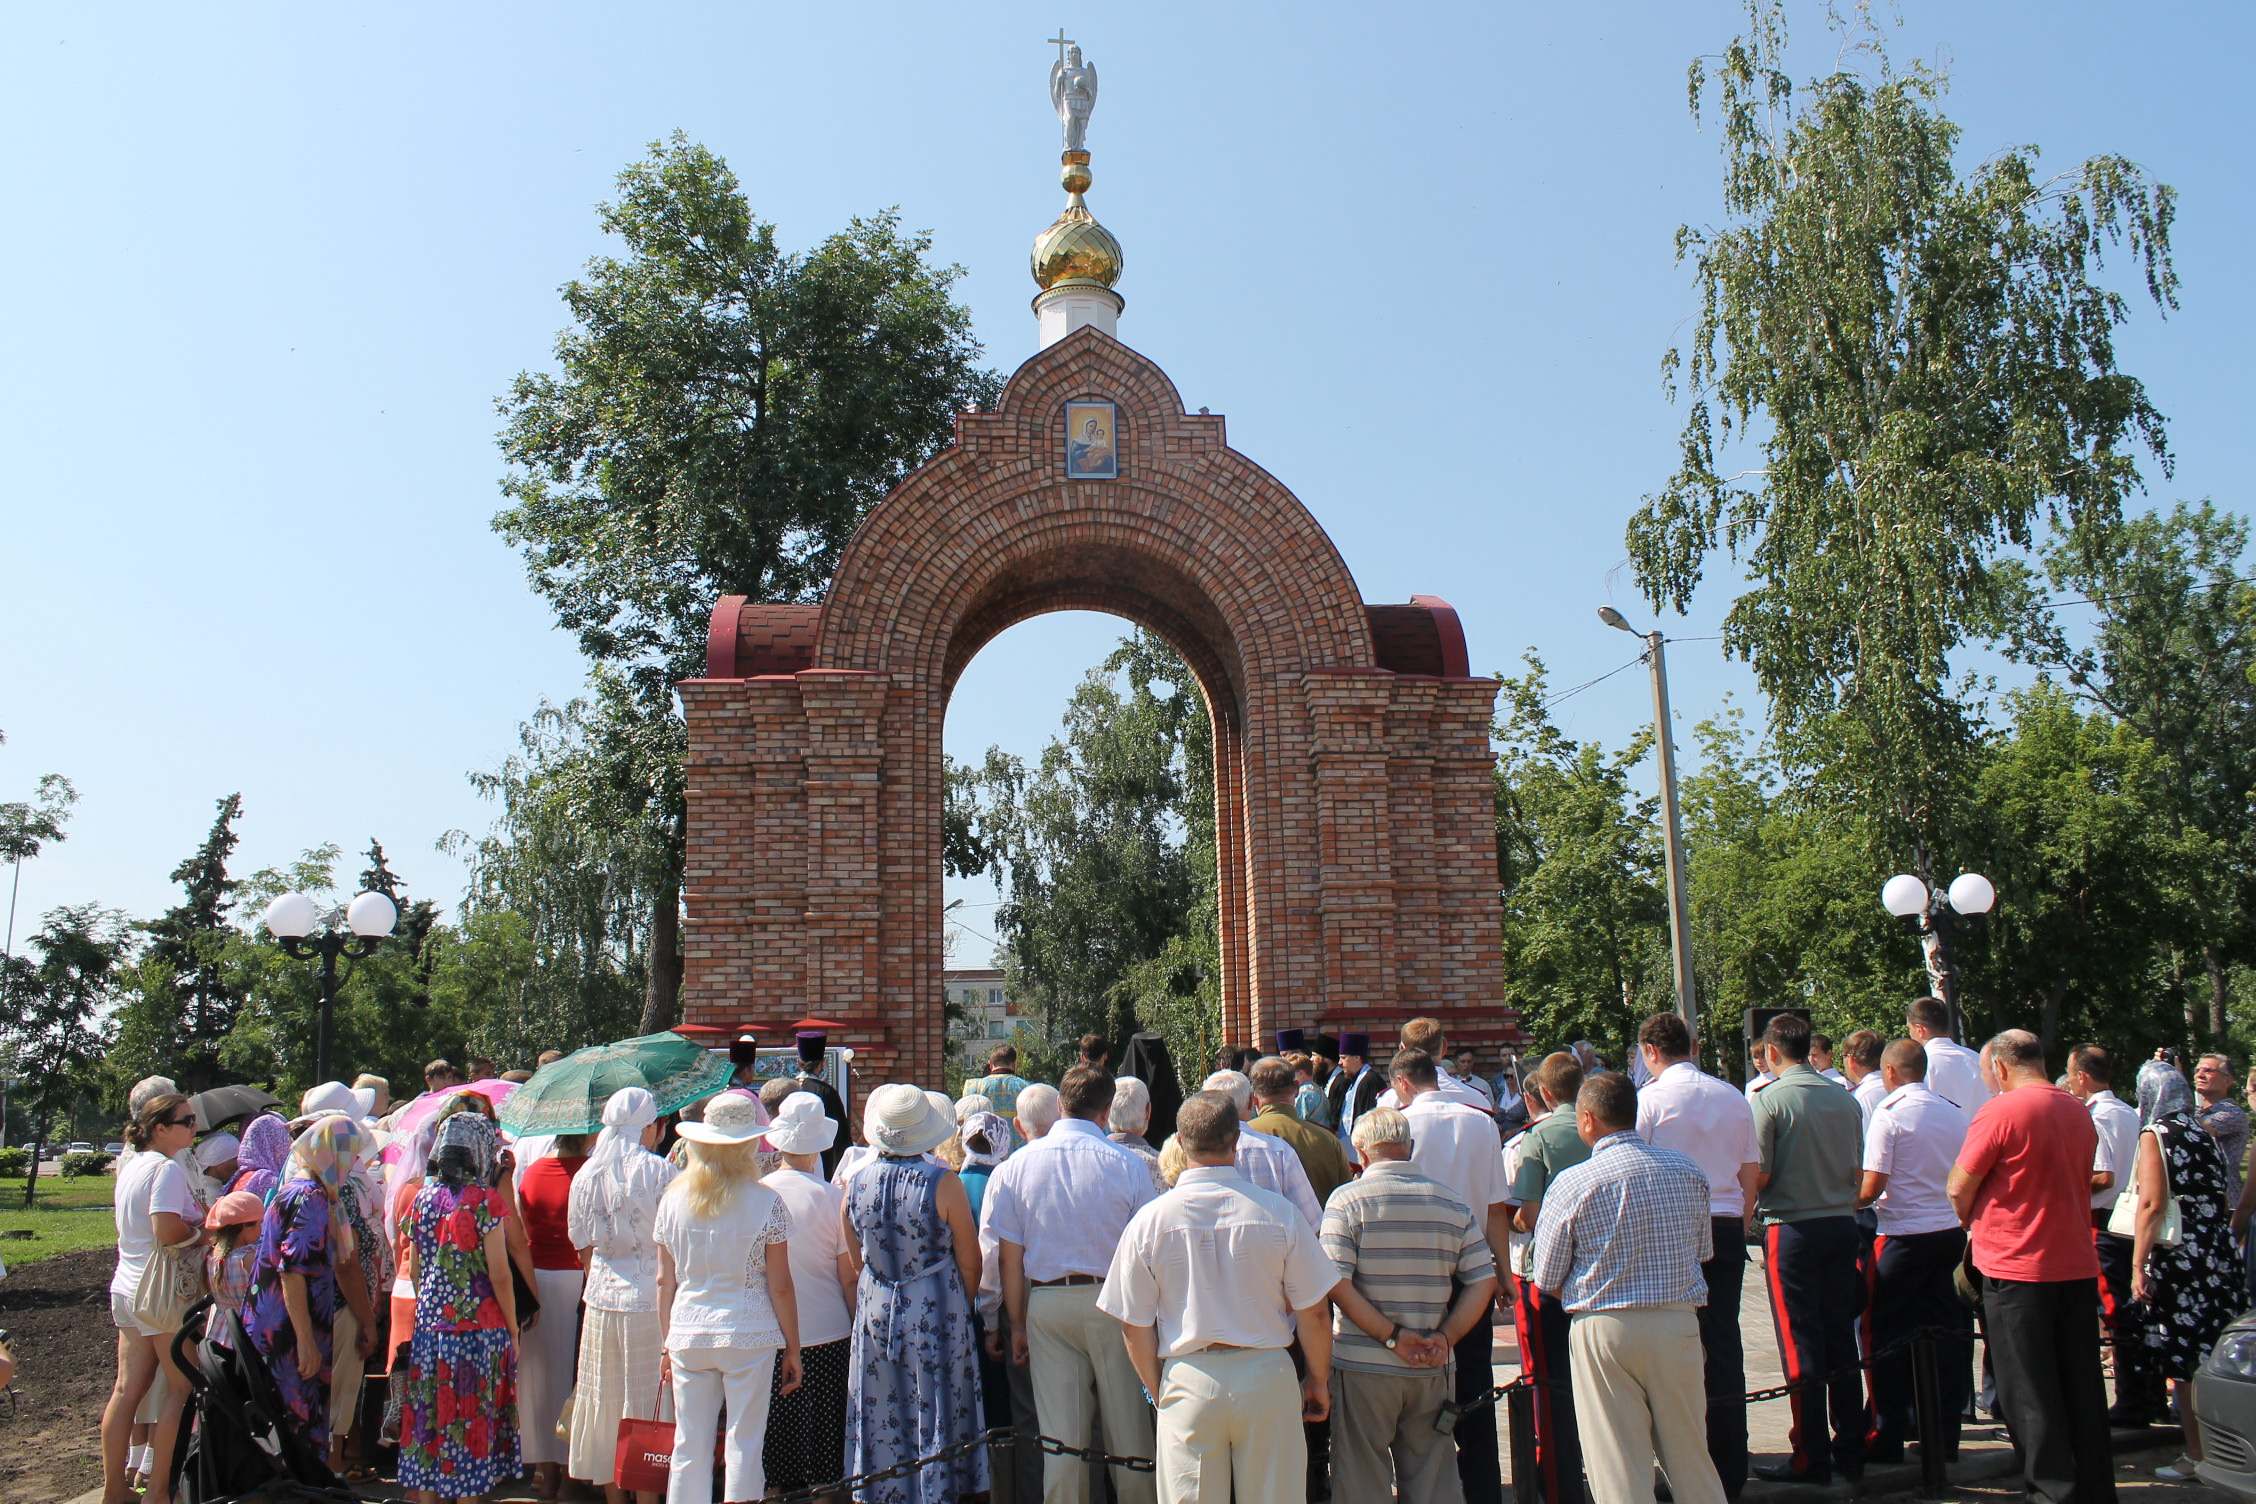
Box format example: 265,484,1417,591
1386,678,1442,1008
1212,708,1252,1048
680,676,811,1024
795,669,890,1055
1305,670,1401,1028
1430,677,1508,1047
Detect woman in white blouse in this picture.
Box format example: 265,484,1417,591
565,1088,677,1504
656,1093,803,1504
100,1092,201,1504
758,1093,859,1495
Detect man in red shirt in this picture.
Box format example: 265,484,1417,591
1947,1030,2115,1503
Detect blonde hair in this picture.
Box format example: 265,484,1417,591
677,1137,763,1218
1157,1135,1189,1187
936,1131,966,1171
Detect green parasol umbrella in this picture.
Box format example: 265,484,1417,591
497,1030,733,1137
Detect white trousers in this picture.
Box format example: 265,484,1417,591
1154,1348,1303,1504
1568,1307,1727,1504
1027,1284,1158,1504
668,1345,776,1504
520,1267,584,1464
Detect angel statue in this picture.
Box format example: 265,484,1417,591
1049,38,1098,152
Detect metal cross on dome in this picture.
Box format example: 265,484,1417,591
1046,28,1074,65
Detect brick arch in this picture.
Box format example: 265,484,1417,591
681,329,1510,1085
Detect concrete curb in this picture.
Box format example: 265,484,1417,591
1742,1425,2180,1501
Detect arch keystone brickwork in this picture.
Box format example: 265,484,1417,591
680,328,1510,1083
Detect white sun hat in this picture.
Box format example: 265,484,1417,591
865,1083,956,1158
764,1092,840,1155
676,1090,769,1146
300,1080,378,1121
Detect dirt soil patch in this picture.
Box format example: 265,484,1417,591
1,1248,116,1503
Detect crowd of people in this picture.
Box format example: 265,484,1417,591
94,1005,2251,1504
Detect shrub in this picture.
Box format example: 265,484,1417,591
60,1150,114,1178
0,1147,26,1177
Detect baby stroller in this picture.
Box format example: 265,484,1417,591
168,1297,356,1503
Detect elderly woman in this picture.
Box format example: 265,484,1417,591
398,1111,521,1503
658,1092,802,1504
240,1117,378,1458
1107,1078,1168,1194
2130,1060,2240,1483
761,1093,858,1497
567,1087,678,1504
517,1129,591,1498
842,1083,987,1503
100,1092,202,1504
228,1112,295,1202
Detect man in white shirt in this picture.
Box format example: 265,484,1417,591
1392,1047,1512,1504
1856,1039,1973,1460
2067,1043,2163,1424
1811,1033,1850,1086
1908,996,1993,1114
1199,1071,1324,1228
979,1082,1060,1504
1635,1012,1759,1498
1840,1030,1888,1131
1099,1092,1340,1504
1375,1017,1497,1114
983,1066,1158,1503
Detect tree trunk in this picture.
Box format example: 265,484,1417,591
2205,944,2231,1044
639,859,683,1036
2039,983,2065,1057
21,1132,41,1207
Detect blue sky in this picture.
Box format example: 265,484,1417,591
3,3,2248,969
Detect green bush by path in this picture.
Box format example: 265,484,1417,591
0,1172,118,1268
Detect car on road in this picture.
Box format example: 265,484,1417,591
2194,1314,2256,1497
103,1142,124,1155
64,1142,94,1156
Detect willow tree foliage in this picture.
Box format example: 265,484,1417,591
1628,3,2178,878
495,133,1000,1027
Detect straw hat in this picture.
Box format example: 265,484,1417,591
764,1093,839,1155
676,1091,769,1145
864,1083,956,1157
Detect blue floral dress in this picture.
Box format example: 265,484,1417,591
398,1182,521,1495
846,1156,989,1503
240,1181,338,1446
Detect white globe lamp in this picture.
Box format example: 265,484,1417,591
1880,874,1931,921
346,890,399,939
1947,872,1996,916
263,891,319,941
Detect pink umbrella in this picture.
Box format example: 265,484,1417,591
388,1079,519,1141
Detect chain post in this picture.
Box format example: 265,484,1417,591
1507,1381,1538,1503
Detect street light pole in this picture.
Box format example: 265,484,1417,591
1599,607,1697,1038
265,890,398,1083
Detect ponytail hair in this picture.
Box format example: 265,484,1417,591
126,1092,190,1151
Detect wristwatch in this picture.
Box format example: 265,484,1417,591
1382,1324,1402,1351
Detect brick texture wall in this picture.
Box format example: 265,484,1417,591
680,328,1516,1086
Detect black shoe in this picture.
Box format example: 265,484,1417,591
1752,1461,1830,1484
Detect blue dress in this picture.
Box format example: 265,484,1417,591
846,1155,989,1503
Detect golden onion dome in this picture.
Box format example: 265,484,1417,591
1032,195,1123,292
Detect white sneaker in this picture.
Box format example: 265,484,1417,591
2157,1455,2201,1482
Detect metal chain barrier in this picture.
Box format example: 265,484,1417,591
764,1425,1153,1504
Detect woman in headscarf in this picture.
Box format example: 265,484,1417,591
227,1112,295,1202
516,1124,591,1500
328,1116,392,1476
239,1116,378,1456
566,1087,679,1504
398,1109,521,1504
2131,1059,2240,1482
378,1114,440,1454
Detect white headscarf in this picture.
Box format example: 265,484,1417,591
586,1086,659,1218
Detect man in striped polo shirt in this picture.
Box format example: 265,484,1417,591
1320,1106,1500,1502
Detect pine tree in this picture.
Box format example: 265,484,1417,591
144,793,246,1091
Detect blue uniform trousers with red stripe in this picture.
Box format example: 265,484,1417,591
1511,1275,1584,1504
1865,1226,1971,1455
1764,1216,1865,1478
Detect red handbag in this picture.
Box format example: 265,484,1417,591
613,1380,676,1495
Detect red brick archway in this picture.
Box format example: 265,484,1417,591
679,329,1508,1084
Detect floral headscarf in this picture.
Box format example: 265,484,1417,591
432,1108,501,1189
2135,1059,2198,1127
285,1115,366,1251
229,1113,294,1202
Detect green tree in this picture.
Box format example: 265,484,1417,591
2004,502,2256,1042
1627,3,2178,999
139,793,246,1091
963,632,1219,1084
494,133,1001,1030
1492,656,1669,1059
0,728,79,959
1,904,127,1203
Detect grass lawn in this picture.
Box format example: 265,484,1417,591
0,1171,117,1269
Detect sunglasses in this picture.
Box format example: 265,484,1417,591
162,1113,196,1128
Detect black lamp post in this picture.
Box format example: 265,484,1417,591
264,890,398,1083
1881,871,1997,1037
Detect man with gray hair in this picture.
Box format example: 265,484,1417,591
1199,1069,1323,1227
1947,1030,2111,1499
1109,1078,1168,1193
1321,1106,1495,1502
1100,1092,1341,1503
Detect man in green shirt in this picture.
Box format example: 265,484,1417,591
1249,1056,1354,1206
1507,1052,1589,1504
1749,1014,1865,1485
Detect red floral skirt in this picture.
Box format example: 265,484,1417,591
398,1326,520,1494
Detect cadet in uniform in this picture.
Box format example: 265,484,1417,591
1508,1053,1590,1504
1751,1015,1866,1485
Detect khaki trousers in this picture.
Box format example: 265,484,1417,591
1328,1364,1464,1504
1568,1307,1726,1504
1154,1348,1303,1504
327,1306,364,1440
1026,1284,1157,1503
